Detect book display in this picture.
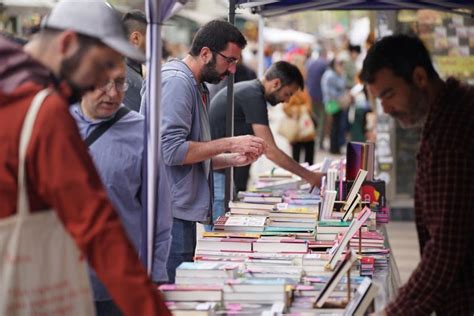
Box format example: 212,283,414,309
165,145,400,315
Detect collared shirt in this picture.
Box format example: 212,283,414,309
0,35,170,315
70,104,144,300
386,78,474,315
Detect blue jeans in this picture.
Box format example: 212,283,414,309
212,171,226,222
167,218,196,283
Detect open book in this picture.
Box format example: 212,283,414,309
315,249,357,308
326,207,372,270
343,277,379,316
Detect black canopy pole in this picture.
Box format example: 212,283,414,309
225,0,236,211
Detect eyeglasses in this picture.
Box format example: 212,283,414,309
210,49,239,65
99,79,129,92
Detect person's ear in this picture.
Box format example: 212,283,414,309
272,78,282,91
58,30,79,58
200,47,213,64
412,66,428,89
130,31,141,48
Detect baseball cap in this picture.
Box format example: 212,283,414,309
41,0,145,62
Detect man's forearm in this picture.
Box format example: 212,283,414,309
266,145,313,181
182,138,231,165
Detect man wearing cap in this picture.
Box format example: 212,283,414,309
0,0,169,315
141,20,265,283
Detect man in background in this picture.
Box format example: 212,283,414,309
306,48,328,150
0,0,169,314
210,61,324,218
122,9,147,111
70,61,144,315
361,34,474,316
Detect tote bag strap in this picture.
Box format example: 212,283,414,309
17,88,51,217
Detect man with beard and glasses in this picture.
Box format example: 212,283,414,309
209,61,324,218
141,20,265,283
0,0,170,315
360,34,474,316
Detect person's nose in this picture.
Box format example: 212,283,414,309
228,63,237,74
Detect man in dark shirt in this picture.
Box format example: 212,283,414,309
122,10,146,112
210,61,324,219
361,34,474,316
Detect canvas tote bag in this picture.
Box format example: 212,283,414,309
0,89,95,315
277,112,300,143
296,109,316,141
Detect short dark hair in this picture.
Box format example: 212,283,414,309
348,44,361,54
190,20,247,57
122,10,147,37
265,61,304,90
360,34,438,84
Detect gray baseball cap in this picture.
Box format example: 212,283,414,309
41,0,145,62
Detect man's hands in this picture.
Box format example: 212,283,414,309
305,171,325,188
230,152,260,167
228,135,265,156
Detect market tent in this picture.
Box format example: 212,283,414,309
236,0,474,17
264,26,315,44
142,0,186,274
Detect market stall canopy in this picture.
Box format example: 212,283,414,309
264,26,315,43
236,0,474,18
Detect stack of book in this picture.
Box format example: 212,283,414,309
315,220,352,242
159,284,222,303
228,201,274,217
359,256,375,277
214,215,267,232
165,301,218,316
174,262,240,285
252,237,308,253
350,231,385,249
237,190,283,204
223,278,292,305
267,208,318,231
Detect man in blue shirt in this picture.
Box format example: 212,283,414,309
146,20,265,283
70,61,153,316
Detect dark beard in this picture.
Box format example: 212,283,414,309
58,46,94,104
201,56,228,84
266,91,280,106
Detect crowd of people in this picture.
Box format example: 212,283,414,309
0,0,473,315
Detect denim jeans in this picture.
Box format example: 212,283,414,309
203,172,226,232
166,218,196,283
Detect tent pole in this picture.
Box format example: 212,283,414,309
224,0,236,212
257,15,265,78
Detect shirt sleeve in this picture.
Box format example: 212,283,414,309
30,94,170,316
160,75,194,166
239,85,269,126
385,148,474,315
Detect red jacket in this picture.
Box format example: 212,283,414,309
0,35,170,315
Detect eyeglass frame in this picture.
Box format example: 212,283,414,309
98,79,129,92
209,48,239,65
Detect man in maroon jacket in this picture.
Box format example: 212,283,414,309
0,0,170,315
361,34,474,316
